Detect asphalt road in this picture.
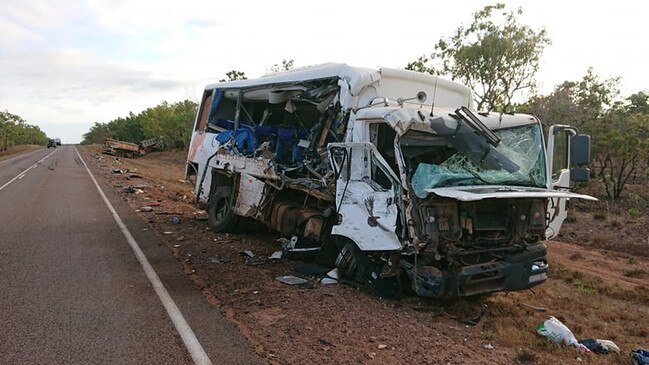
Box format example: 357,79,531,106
0,146,265,365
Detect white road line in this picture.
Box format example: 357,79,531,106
0,148,58,192
73,147,212,365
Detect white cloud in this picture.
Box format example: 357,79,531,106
1,0,648,143
0,17,45,47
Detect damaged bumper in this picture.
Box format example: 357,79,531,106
404,243,548,299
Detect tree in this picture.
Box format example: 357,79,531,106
82,100,198,150
518,68,620,128
407,3,550,112
0,110,23,151
81,122,112,145
0,110,47,150
219,70,247,82
269,59,295,73
587,108,649,200
626,91,649,115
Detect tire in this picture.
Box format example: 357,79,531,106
336,241,380,284
207,186,238,232
336,240,398,297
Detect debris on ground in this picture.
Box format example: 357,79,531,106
123,185,135,194
519,303,548,312
462,303,487,326
632,349,649,365
140,206,154,212
269,251,283,260
240,250,254,258
170,216,181,225
208,256,231,264
320,277,338,285
276,275,309,286
162,231,173,235
536,316,590,352
325,268,339,280
577,338,620,354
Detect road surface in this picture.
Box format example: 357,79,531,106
0,146,265,365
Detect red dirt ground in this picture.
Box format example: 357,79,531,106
82,146,649,365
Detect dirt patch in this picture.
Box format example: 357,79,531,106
81,146,649,365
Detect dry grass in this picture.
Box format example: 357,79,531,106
0,144,42,160
473,260,649,364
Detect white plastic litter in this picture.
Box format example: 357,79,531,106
597,340,620,354
536,317,590,352
325,268,340,280
320,277,338,285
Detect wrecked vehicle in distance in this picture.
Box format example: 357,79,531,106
186,63,595,299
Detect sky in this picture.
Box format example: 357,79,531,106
1,0,647,143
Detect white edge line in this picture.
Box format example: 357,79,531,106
73,147,212,365
0,148,58,192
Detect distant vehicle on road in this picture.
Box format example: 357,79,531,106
47,139,57,148
54,138,62,146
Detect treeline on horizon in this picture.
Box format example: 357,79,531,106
0,110,48,151
80,100,197,149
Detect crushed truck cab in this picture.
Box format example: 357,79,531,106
186,63,595,299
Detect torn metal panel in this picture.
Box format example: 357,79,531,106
210,152,278,180
331,180,401,251
233,173,265,217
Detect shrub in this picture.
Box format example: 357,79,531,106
628,208,641,219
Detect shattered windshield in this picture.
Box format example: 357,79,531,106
404,124,547,198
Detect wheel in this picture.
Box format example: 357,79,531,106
336,240,398,297
207,186,238,232
336,241,381,285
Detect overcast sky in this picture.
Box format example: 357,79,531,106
1,0,647,143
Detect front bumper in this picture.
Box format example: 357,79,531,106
405,242,548,299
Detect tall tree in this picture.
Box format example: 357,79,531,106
269,59,295,73
519,68,620,128
219,70,247,82
0,110,47,150
407,3,550,112
587,107,649,199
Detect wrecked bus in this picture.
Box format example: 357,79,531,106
186,63,595,299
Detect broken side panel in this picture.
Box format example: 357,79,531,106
232,173,266,218
329,142,402,251
332,180,401,251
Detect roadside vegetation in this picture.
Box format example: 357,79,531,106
0,110,48,151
